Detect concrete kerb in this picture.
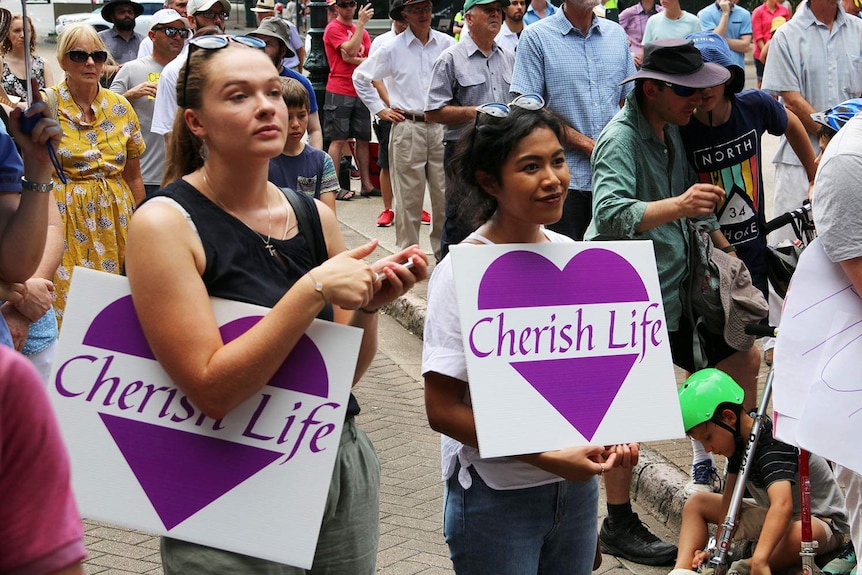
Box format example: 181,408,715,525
342,220,692,532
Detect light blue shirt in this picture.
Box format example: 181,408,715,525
761,0,862,164
697,2,753,68
523,1,557,25
510,10,635,191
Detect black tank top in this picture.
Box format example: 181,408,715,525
152,180,361,416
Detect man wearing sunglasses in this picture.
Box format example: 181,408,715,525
111,9,189,196
587,40,739,566
425,0,515,259
151,0,231,139
353,0,455,260
137,0,191,58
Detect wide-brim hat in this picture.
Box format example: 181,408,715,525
251,0,276,12
463,0,510,13
687,32,745,94
390,0,439,21
249,16,296,58
621,38,730,89
101,0,145,22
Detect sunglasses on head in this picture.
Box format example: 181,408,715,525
475,93,545,128
661,81,704,97
154,26,191,38
67,49,109,64
180,35,266,107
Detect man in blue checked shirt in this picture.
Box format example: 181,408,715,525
510,0,634,242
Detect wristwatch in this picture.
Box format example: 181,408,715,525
21,178,53,193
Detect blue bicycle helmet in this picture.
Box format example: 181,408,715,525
810,98,862,132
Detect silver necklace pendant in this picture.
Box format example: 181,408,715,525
265,243,277,257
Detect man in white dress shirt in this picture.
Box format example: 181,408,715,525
352,0,454,259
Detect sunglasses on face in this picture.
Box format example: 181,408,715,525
154,26,191,38
475,93,545,127
67,49,109,64
197,9,229,19
180,35,266,107
661,81,705,98
336,1,356,7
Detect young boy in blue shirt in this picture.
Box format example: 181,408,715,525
671,369,849,575
268,78,339,213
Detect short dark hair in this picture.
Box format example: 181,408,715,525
447,106,566,230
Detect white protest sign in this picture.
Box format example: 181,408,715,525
49,268,361,569
450,241,684,459
771,238,862,472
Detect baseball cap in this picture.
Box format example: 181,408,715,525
187,0,231,15
621,38,730,89
463,0,510,12
249,16,296,58
687,32,745,94
148,8,190,30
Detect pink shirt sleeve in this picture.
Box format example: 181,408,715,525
0,347,87,575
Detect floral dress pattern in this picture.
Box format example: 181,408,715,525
1,55,46,99
49,82,145,326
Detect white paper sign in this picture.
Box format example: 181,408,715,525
450,241,684,459
49,268,361,569
772,238,862,474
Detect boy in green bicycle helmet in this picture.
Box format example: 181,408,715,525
670,369,850,575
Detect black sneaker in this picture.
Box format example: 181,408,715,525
599,514,678,566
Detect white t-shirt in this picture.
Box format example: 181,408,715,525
151,43,187,135
422,229,572,490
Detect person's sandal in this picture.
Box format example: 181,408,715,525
335,189,355,201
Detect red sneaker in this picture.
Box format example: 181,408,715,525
377,208,395,227
421,210,431,225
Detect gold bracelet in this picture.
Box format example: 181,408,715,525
307,272,328,305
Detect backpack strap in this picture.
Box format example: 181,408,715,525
280,187,328,266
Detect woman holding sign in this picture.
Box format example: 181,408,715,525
125,37,427,573
422,104,633,574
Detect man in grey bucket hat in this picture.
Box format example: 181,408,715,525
587,38,764,564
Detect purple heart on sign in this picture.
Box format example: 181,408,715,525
478,248,649,440
83,297,329,397
478,248,648,309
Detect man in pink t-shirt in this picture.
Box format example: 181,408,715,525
0,346,87,575
323,0,379,199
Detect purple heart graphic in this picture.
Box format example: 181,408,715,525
511,354,638,441
84,297,329,397
478,248,649,441
100,413,282,530
478,249,648,309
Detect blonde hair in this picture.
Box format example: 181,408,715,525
56,23,110,63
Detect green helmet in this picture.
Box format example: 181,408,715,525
678,369,744,432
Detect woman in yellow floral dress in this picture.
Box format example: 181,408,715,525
47,23,145,326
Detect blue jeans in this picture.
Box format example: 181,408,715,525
444,463,599,575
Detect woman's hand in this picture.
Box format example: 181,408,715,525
0,280,26,305
524,444,617,483
14,277,54,322
603,442,639,470
309,240,382,310
364,245,429,311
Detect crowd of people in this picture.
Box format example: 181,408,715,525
1,0,861,571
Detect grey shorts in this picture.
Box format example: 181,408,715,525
323,92,372,142
160,418,380,574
